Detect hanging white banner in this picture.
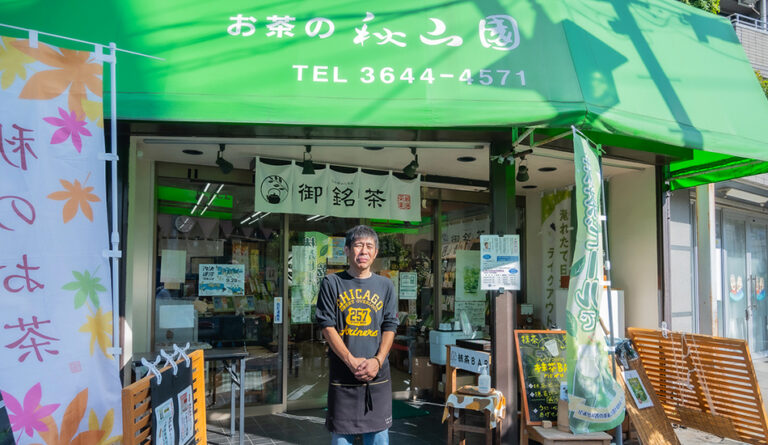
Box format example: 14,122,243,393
540,190,572,328
253,159,421,221
0,36,122,443
328,168,360,219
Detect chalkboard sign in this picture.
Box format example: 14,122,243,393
514,329,567,425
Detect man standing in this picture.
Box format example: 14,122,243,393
315,225,398,445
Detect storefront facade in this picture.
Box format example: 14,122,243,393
5,0,768,439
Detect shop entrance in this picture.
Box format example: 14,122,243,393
722,213,768,355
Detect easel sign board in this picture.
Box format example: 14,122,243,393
514,330,566,425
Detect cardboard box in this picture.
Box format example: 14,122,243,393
411,356,434,390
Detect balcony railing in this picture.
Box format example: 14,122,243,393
730,13,768,33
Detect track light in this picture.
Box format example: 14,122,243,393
403,147,419,178
302,145,315,175
516,155,530,182
216,144,233,174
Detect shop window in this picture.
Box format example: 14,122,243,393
154,177,283,408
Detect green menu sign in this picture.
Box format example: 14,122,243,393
514,330,567,425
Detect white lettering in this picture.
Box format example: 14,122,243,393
293,65,309,81
313,65,329,82
333,66,348,83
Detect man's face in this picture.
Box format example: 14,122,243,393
345,237,378,271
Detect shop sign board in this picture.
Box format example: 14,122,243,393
514,330,567,425
449,346,490,374
254,159,421,222
0,37,122,443
199,264,245,296
479,234,520,290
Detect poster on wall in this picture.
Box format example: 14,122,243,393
479,235,521,290
199,264,245,295
0,36,122,444
540,190,572,327
455,250,483,301
254,158,421,221
329,237,347,265
160,249,187,284
399,272,418,300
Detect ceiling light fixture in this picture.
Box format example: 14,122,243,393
516,155,530,182
182,149,203,155
538,167,557,172
403,147,419,178
216,144,234,174
302,145,315,175
457,156,476,162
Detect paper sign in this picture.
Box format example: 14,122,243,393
449,346,490,374
480,235,521,290
274,297,283,324
399,272,418,300
623,370,653,409
155,398,175,445
177,385,195,445
455,300,486,327
160,249,187,283
199,264,245,296
456,250,484,301
329,237,347,265
158,304,195,329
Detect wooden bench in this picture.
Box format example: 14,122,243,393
522,425,611,445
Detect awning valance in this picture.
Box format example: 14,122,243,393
3,0,767,172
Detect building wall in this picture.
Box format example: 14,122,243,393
607,168,660,330
734,24,768,76
524,194,544,324
669,189,697,332
125,142,155,358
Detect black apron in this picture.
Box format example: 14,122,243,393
326,361,393,435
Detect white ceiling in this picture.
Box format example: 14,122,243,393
137,137,651,195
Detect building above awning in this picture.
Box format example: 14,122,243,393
3,0,767,176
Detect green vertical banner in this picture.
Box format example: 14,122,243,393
565,130,625,433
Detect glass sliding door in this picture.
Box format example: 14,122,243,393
154,175,284,410
747,222,768,353
285,214,355,408
723,215,747,341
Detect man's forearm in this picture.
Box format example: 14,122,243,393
376,330,395,364
323,326,359,369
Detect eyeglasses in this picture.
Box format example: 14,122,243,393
351,242,376,251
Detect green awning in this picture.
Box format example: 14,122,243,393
3,0,768,176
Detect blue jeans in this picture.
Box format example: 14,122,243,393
331,429,389,445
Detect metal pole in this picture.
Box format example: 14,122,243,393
598,154,622,445
108,43,122,362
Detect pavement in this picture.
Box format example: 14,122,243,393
208,357,768,444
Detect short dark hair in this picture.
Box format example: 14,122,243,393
345,225,379,249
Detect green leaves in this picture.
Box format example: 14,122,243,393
62,269,106,309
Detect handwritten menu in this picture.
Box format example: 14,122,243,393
514,330,567,424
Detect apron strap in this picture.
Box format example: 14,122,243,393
364,382,373,414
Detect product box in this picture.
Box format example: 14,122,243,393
411,356,435,391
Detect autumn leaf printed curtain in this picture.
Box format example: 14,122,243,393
0,35,121,444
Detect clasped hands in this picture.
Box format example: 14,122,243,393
347,355,380,382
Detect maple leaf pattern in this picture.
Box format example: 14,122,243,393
32,389,104,445
78,307,112,359
1,383,59,442
46,176,100,223
88,409,120,445
62,269,105,309
81,99,103,128
0,37,35,90
10,39,101,120
43,107,92,153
